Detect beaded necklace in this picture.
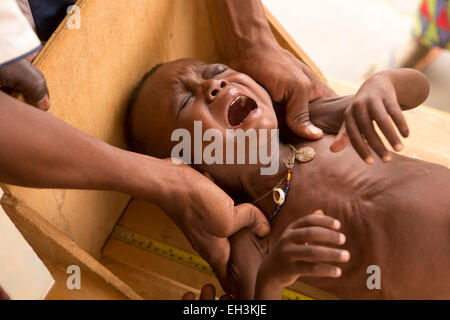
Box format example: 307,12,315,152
252,144,315,222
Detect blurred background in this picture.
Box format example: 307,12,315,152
264,0,450,112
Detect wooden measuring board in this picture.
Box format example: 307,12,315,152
102,199,336,300
110,225,311,300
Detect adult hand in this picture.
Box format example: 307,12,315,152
230,45,337,140
0,285,10,300
0,58,50,111
158,163,271,292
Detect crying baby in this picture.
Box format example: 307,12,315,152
127,58,450,299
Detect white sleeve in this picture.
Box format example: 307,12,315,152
0,0,41,67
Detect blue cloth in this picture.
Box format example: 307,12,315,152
28,0,76,41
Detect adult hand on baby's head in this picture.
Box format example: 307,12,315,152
162,164,271,292
0,58,50,111
230,45,336,140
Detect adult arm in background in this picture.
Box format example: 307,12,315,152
213,0,337,140
0,91,270,290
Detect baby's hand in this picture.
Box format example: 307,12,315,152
330,73,410,164
254,210,349,299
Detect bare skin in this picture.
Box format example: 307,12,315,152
236,134,450,299
0,57,50,110
129,59,450,299
213,0,337,140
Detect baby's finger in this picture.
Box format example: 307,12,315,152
369,102,403,152
345,110,374,164
352,104,391,162
330,124,350,153
291,227,346,246
292,245,350,264
182,292,195,300
293,261,342,278
199,283,216,300
290,213,341,231
385,99,409,138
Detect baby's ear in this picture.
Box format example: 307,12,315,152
201,171,215,183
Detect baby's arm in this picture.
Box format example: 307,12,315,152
254,211,349,300
224,211,348,300
380,68,430,110
309,69,429,163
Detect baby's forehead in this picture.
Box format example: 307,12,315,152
157,58,206,79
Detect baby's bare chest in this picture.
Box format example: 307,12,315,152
263,144,450,298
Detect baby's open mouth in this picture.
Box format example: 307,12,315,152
227,96,258,126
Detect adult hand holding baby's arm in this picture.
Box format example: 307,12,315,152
213,0,336,141
153,162,271,292
254,210,349,300
330,69,430,164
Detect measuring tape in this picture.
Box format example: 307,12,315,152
111,225,312,300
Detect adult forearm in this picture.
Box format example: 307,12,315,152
213,0,278,61
0,91,176,204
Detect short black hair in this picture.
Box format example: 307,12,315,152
125,63,164,151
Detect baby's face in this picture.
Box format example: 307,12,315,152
141,58,278,138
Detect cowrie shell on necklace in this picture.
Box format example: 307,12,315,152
273,188,285,206
295,147,316,163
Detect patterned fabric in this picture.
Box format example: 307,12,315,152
414,0,450,49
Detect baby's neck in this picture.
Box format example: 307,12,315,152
238,142,304,218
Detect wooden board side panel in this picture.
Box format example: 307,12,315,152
5,0,223,256
0,194,142,300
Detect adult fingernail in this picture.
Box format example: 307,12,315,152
333,220,341,229
382,154,392,162
341,250,350,261
339,234,346,244
37,95,50,111
365,156,374,165
335,268,342,277
307,125,323,136
401,130,409,138
394,144,403,152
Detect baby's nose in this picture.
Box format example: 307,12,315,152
204,79,228,102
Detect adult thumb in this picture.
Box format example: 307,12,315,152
19,61,50,111
285,89,323,140
232,203,271,238
2,59,50,111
